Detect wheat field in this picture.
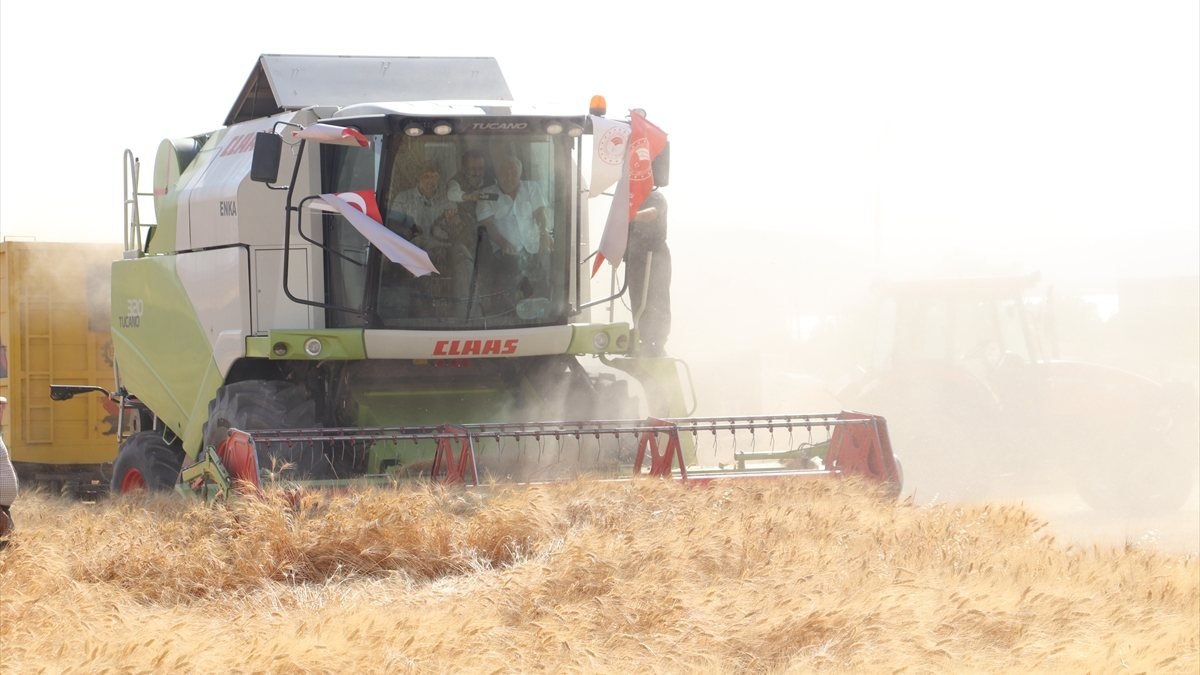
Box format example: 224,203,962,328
1,478,1197,674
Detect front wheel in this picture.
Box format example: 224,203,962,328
110,431,184,494
202,380,334,480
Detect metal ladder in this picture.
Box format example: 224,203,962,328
123,149,155,258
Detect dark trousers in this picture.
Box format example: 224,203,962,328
626,239,672,355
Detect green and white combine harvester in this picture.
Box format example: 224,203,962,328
53,55,901,498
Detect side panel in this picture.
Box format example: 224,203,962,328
0,242,122,466
112,248,250,457
177,247,254,375
253,248,314,330
179,122,265,250
175,110,319,252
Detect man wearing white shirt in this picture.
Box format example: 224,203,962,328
476,156,550,256
472,155,553,316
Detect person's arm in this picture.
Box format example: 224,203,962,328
478,215,515,254
476,192,516,252
535,206,552,252
633,191,668,245
635,190,666,224
449,178,490,204
632,206,658,224
530,182,550,233
386,192,419,239
388,212,418,240
430,203,461,243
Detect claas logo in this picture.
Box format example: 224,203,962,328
433,339,519,357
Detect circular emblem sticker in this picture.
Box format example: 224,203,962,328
628,137,653,181
597,126,628,166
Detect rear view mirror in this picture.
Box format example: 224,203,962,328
50,384,112,401
250,132,282,183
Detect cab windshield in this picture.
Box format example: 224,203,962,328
324,130,575,330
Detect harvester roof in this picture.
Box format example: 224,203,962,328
224,54,513,126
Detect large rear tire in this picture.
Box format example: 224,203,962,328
1074,426,1197,516
110,431,184,494
850,370,1002,504
202,380,333,480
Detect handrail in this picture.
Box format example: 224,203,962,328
123,149,141,253
122,149,157,258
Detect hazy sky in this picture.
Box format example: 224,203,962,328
1,0,1197,286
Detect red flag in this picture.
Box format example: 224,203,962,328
591,110,667,277
625,110,668,220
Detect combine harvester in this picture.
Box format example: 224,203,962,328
54,54,901,498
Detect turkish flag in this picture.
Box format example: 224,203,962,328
316,192,438,277
309,190,437,277
309,189,383,223
591,110,668,276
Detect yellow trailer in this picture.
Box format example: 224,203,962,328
0,241,123,494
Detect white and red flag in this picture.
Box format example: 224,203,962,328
588,115,630,198
290,123,370,147
309,189,383,221
591,110,668,277
310,190,438,277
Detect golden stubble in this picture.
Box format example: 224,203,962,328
0,479,1196,674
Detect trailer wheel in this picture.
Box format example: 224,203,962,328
110,431,184,494
202,380,332,480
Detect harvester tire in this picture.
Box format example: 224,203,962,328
202,380,332,480
111,431,185,494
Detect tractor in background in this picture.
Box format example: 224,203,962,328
839,273,1198,514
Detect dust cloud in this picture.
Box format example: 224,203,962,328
619,218,1200,555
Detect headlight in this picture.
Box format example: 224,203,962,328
592,331,611,351
304,338,323,357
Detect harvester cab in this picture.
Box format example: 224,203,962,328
96,54,902,498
